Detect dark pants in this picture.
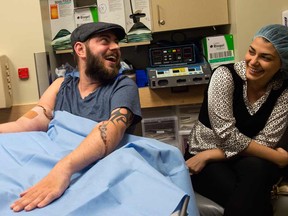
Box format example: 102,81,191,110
189,156,281,216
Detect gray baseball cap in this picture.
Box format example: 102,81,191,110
71,22,126,47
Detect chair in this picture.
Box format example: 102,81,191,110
195,192,223,216
195,193,288,216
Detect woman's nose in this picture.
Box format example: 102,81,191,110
250,56,259,65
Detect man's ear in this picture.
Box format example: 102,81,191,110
74,42,86,58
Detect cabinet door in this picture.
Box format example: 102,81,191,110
150,0,229,32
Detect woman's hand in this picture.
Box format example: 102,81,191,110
275,147,288,168
186,148,226,174
242,141,288,168
186,151,209,174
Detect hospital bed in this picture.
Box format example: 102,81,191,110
0,111,199,216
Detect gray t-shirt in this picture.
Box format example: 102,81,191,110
54,74,142,133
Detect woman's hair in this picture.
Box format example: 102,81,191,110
254,24,288,79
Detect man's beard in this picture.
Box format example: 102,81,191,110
85,47,120,85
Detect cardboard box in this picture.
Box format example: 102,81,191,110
97,0,151,33
202,34,235,69
74,5,98,27
49,0,76,40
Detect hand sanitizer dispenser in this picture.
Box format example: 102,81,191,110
283,10,288,27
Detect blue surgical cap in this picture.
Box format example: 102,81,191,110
254,24,288,79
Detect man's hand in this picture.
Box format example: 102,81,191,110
10,167,70,212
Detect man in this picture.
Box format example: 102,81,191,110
1,22,142,212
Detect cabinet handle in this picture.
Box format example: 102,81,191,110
157,5,165,26
159,20,165,25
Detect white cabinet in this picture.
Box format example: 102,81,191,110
149,0,229,32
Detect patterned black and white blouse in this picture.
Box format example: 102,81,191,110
188,61,288,158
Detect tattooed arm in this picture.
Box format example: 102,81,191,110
99,108,133,157
11,107,134,212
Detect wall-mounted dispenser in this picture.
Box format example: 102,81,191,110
282,10,288,27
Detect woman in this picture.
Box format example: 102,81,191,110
186,24,288,216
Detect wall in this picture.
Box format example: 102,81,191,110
0,0,45,105
229,0,288,61
1,0,288,106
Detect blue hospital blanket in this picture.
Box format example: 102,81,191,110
0,111,199,216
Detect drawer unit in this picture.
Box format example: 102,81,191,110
141,115,180,151
176,104,201,132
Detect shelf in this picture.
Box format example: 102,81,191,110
55,49,73,54
54,41,150,54
138,85,206,109
119,41,150,47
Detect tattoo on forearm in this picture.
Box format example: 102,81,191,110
109,109,133,126
99,122,108,157
36,105,53,120
98,109,133,158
